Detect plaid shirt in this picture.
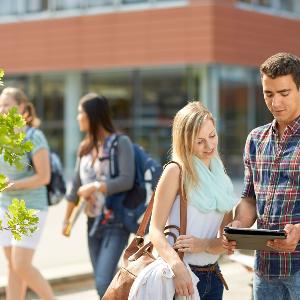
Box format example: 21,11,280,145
242,115,300,279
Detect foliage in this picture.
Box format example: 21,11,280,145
0,69,3,86
0,107,33,190
0,199,38,240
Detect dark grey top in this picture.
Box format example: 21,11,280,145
65,134,135,203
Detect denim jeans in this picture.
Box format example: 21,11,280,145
87,218,129,298
191,264,224,300
253,270,300,300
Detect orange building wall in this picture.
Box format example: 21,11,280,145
0,1,299,74
213,4,300,66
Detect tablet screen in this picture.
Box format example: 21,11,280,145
224,227,286,237
223,227,286,251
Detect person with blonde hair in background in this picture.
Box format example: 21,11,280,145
149,101,238,299
0,87,55,300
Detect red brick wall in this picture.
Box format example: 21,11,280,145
0,1,299,74
213,4,300,66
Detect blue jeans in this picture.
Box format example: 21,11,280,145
191,264,224,300
253,270,300,300
87,218,129,298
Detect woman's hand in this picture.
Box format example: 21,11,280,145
77,182,97,198
62,201,76,237
174,235,208,253
172,261,194,296
62,220,70,236
85,194,96,204
222,220,242,254
4,181,16,191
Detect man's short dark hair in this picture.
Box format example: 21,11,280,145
260,52,300,88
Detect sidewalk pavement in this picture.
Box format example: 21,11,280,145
58,290,98,299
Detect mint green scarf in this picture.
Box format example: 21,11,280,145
188,156,238,213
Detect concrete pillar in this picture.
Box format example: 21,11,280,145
64,72,82,180
200,65,220,128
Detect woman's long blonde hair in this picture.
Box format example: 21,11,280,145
171,101,215,187
1,87,40,127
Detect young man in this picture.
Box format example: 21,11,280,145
224,52,300,300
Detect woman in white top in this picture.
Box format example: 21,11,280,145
149,101,238,299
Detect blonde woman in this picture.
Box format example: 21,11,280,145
149,101,238,299
0,88,55,300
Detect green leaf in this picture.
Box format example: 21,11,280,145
0,107,32,168
0,174,8,192
4,199,38,240
0,69,4,86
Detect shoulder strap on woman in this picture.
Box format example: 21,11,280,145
136,161,187,239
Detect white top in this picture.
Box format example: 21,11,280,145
128,257,200,300
167,196,224,266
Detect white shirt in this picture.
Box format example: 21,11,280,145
167,196,224,266
128,257,200,300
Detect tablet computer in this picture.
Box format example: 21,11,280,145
223,227,287,251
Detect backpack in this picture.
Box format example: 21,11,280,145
109,134,162,233
26,127,66,206
46,150,67,205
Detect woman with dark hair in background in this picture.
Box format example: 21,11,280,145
62,93,134,298
0,87,55,300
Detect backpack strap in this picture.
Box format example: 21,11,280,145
106,133,123,178
25,126,36,143
25,127,36,167
135,161,187,259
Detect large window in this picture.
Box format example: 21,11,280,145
88,0,114,7
55,0,82,10
32,75,65,162
238,0,300,14
0,0,49,15
0,0,186,17
218,66,275,178
25,0,49,13
122,0,148,4
1,74,65,163
0,0,18,16
219,80,248,178
138,68,187,163
85,70,134,135
254,77,273,127
84,68,188,164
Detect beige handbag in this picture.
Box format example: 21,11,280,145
102,161,187,300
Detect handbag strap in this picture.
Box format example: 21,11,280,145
136,160,187,241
